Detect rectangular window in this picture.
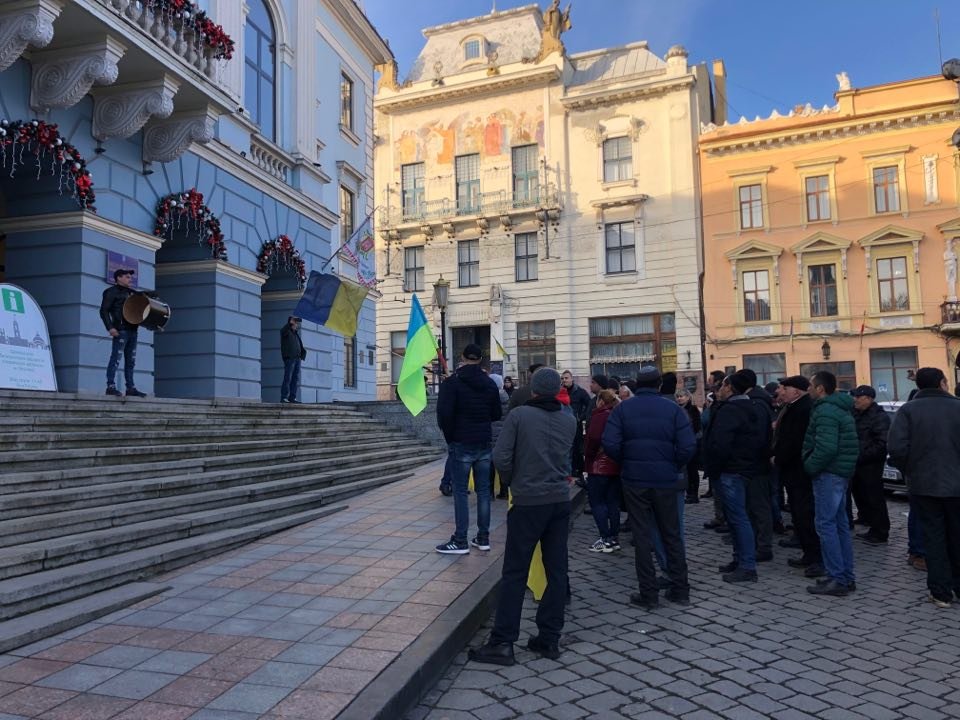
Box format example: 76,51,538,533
589,313,676,378
390,330,406,385
799,361,857,392
512,145,539,206
464,39,481,60
739,184,763,229
344,335,357,388
805,175,831,222
602,137,632,183
742,353,786,387
873,166,900,213
604,221,636,274
515,232,538,282
808,263,839,317
742,269,771,322
458,239,479,287
340,73,353,130
401,163,425,218
455,154,481,214
403,246,424,292
339,186,355,248
877,256,909,311
517,320,556,384
869,347,918,401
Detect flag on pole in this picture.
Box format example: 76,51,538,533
789,316,794,349
293,271,368,337
396,294,439,417
494,336,510,361
859,311,867,348
339,215,377,288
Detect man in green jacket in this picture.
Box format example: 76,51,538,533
802,371,859,597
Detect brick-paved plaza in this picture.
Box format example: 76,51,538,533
409,496,960,720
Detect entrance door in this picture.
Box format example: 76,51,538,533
451,325,490,365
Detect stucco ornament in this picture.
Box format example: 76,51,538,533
0,2,59,73
143,109,215,164
836,71,851,91
30,40,126,112
93,78,178,141
375,59,400,93
945,237,958,302
536,0,571,61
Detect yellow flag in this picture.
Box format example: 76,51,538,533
506,483,547,600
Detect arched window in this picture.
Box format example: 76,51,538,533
245,0,276,141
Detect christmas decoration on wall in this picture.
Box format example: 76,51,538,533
257,234,307,289
0,119,96,210
154,188,227,260
148,0,235,60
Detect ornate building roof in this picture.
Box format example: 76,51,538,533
568,42,666,87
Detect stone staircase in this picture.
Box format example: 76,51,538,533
0,390,443,651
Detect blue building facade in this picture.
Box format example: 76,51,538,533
0,0,390,402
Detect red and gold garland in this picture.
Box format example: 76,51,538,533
149,0,235,60
257,234,307,288
154,188,227,260
0,119,96,210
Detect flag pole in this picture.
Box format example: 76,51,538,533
319,209,378,273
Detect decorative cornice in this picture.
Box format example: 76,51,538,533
92,75,179,141
321,0,392,64
143,107,217,163
155,259,268,286
561,75,695,111
726,165,773,179
793,155,841,169
0,0,61,72
30,37,126,112
589,194,650,210
336,159,366,185
0,210,162,251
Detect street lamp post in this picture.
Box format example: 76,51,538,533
433,275,450,377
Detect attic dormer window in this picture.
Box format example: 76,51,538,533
464,40,481,61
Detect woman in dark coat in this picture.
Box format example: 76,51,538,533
584,389,622,552
676,388,703,503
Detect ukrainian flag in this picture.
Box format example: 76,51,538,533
396,294,438,416
293,271,368,337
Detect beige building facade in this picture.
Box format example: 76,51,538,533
372,5,716,399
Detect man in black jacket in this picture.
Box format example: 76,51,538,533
561,370,590,477
740,368,776,561
850,385,891,544
436,344,503,554
99,269,146,397
772,376,822,576
280,316,306,403
507,363,543,413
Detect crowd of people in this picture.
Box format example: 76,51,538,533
430,348,960,665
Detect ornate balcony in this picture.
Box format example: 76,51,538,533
941,300,960,334
249,134,293,183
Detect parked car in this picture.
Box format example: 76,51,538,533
878,401,906,493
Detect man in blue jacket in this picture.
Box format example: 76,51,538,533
436,344,502,555
602,366,696,608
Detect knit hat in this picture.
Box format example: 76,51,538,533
530,367,562,396
635,366,662,388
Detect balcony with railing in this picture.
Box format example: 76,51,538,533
941,300,960,334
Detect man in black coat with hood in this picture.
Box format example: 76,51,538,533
740,368,775,561
850,385,891,543
436,344,503,555
561,370,590,477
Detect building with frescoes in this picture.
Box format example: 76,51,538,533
373,4,719,399
0,0,389,401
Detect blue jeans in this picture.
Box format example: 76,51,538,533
813,472,855,585
652,487,686,571
281,358,301,401
586,474,621,540
720,473,756,571
106,329,137,389
449,442,491,543
908,494,926,557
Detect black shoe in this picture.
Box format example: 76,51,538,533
723,568,757,583
804,563,826,578
656,575,671,590
807,579,849,596
575,476,587,489
496,490,509,499
788,556,815,569
857,532,887,545
440,484,453,497
435,538,469,555
854,517,870,526
782,503,792,513
105,386,122,396
470,536,491,551
779,536,801,549
716,525,731,534
629,592,659,610
722,534,733,545
703,519,723,529
702,490,714,499
288,398,302,404
125,388,147,397
718,560,739,573
684,496,699,505
665,590,690,606
773,521,786,535
756,551,773,562
468,642,515,666
526,636,560,660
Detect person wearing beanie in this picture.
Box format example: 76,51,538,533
470,367,577,665
601,364,696,608
703,373,771,583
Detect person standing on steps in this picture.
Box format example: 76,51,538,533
280,316,306,403
100,268,146,398
435,344,502,555
849,385,891,545
469,367,577,666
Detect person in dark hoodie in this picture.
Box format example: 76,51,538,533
470,368,577,665
561,370,591,478
704,372,770,583
849,385,891,544
280,316,306,403
739,368,775,561
436,344,503,555
507,363,544,412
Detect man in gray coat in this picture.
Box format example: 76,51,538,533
888,367,960,608
469,367,577,666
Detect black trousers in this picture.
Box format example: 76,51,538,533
851,462,890,539
745,473,773,554
491,501,570,645
912,495,960,602
623,484,689,601
571,427,585,476
781,465,821,561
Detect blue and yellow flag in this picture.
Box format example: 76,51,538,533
293,271,368,337
396,294,438,416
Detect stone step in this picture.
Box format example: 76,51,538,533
0,438,415,494
0,397,366,417
0,454,442,546
0,500,355,622
0,413,376,433
0,445,431,518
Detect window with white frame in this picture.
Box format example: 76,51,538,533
340,73,354,131
604,221,636,274
512,145,539,206
455,154,481,214
808,263,838,317
344,335,357,388
515,232,538,282
742,269,771,321
739,184,763,229
602,137,632,183
339,186,355,247
464,39,482,61
401,163,424,218
458,239,479,287
805,175,830,222
404,246,424,292
877,256,909,311
244,0,275,140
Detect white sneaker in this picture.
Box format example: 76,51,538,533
589,539,607,553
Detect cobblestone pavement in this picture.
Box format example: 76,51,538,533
408,496,960,720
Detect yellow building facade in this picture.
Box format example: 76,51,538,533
700,75,960,400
